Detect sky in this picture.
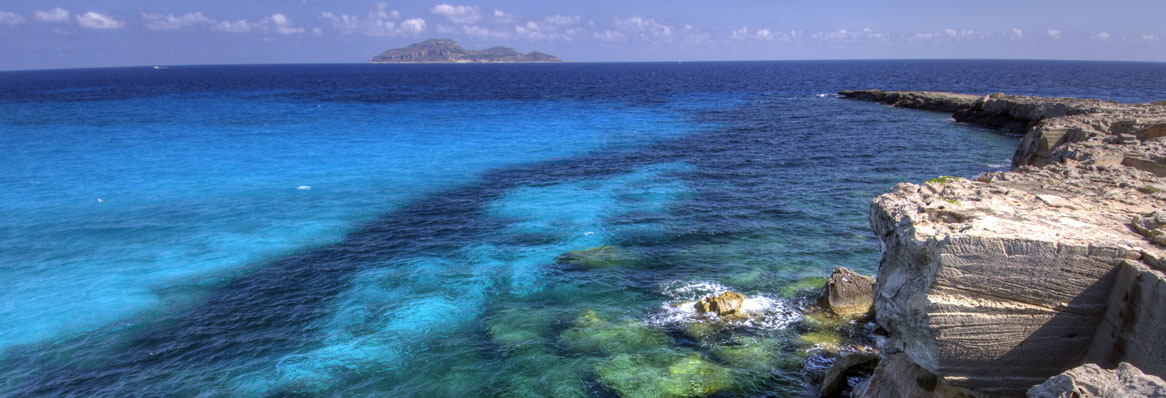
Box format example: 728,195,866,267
0,0,1163,70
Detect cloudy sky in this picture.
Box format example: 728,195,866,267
0,0,1163,70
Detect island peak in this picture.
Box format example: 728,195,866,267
369,39,562,64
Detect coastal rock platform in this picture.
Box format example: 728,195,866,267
841,90,1166,397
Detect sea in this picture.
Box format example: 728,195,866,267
1,60,1163,397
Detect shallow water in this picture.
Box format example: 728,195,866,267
1,61,1163,397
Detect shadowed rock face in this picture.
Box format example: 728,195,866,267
839,89,1166,169
846,90,1166,397
370,39,562,63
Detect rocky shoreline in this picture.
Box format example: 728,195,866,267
836,90,1166,397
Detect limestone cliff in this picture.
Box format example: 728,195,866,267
842,90,1166,397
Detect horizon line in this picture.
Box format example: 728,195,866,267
3,57,1165,73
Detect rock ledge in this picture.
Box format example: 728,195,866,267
842,90,1166,397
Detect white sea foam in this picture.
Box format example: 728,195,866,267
647,281,802,332
816,93,828,98
296,185,311,191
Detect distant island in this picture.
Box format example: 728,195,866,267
369,39,562,64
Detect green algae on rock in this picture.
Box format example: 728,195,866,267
555,246,637,269
779,276,828,298
558,309,670,355
486,308,555,348
596,352,734,398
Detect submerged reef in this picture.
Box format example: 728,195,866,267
841,90,1166,397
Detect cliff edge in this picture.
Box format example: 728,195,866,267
842,90,1166,397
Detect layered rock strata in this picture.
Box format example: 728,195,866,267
841,90,1166,397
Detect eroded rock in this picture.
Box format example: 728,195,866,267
839,89,1166,168
820,350,879,397
1027,362,1166,398
816,267,876,317
693,291,746,316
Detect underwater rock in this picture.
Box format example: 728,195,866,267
1027,362,1166,398
816,267,875,317
555,246,634,269
558,309,670,355
819,351,879,397
487,308,554,348
709,337,790,372
693,291,746,316
596,352,734,398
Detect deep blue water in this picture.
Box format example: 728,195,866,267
0,60,1163,397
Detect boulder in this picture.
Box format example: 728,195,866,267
1027,362,1166,398
820,350,880,397
816,267,876,317
693,292,746,316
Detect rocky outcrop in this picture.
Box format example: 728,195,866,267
370,39,562,63
694,292,746,316
816,267,876,317
849,91,1166,397
820,351,880,397
1027,362,1166,398
839,89,1166,169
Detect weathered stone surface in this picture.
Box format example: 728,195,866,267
1027,362,1166,398
855,352,978,398
693,292,746,316
817,267,876,317
820,350,879,397
856,114,1166,397
839,89,1166,169
1086,261,1166,377
1131,211,1166,246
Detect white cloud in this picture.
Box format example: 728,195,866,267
944,28,957,37
370,3,399,20
34,8,69,22
321,12,360,34
1011,28,1023,39
0,11,25,26
463,24,508,38
323,4,426,36
543,15,580,26
1092,31,1110,41
755,29,772,40
430,4,479,24
141,12,213,30
311,27,322,36
1142,34,1160,41
492,9,516,23
76,11,124,29
1047,29,1061,39
593,30,626,42
399,18,426,34
212,14,303,34
213,19,260,33
613,16,672,40
270,13,303,34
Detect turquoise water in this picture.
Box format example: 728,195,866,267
1,61,1163,396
